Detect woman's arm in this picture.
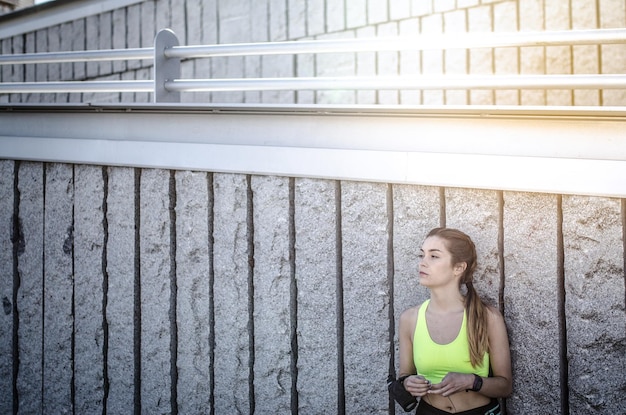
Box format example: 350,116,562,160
398,307,432,397
478,306,512,398
398,307,417,378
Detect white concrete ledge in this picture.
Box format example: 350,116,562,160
1,104,625,198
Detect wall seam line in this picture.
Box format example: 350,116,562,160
621,199,626,319
246,175,256,415
497,190,507,414
169,171,178,415
133,168,141,415
69,165,76,414
439,187,446,228
557,195,570,414
386,183,396,415
40,163,46,412
11,160,22,415
207,172,215,415
335,180,345,415
288,177,299,415
101,166,110,415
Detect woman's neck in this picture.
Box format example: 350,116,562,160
428,288,464,313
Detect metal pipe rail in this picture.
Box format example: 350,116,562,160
0,28,625,103
164,28,626,58
0,47,153,65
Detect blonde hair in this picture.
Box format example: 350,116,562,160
426,227,489,368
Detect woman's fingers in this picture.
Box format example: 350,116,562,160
404,375,431,397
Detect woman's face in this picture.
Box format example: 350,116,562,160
417,236,462,288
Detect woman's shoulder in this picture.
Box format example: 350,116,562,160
484,304,507,329
400,300,428,323
484,303,504,319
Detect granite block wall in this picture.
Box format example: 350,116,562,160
0,1,625,414
0,160,624,414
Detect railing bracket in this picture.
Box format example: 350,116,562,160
154,28,181,103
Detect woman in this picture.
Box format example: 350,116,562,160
396,228,512,414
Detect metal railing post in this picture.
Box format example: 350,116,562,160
154,28,180,103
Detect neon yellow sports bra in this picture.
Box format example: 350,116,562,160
413,299,489,384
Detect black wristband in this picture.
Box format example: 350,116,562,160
469,374,483,392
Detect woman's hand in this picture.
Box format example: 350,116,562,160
403,375,432,397
427,373,474,397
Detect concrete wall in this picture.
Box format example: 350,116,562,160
0,1,625,414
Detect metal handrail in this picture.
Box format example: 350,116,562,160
0,80,153,93
0,28,624,103
0,47,153,65
164,74,626,92
165,28,626,59
1,28,624,64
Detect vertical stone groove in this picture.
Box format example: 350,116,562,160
101,167,110,415
288,177,299,415
207,173,216,415
246,175,255,415
70,166,76,414
556,195,569,414
169,171,178,415
40,163,46,410
497,191,506,315
439,187,446,228
335,181,345,415
386,184,396,414
497,191,507,414
133,168,141,415
622,199,626,317
12,160,22,415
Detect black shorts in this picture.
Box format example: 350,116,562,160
415,398,501,415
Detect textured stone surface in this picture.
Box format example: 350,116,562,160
105,167,136,414
213,173,251,414
16,162,44,414
391,183,441,315
0,160,14,414
391,184,439,413
1,162,625,415
341,181,389,414
140,168,172,413
42,164,74,414
445,188,501,308
73,165,105,414
251,175,292,413
295,178,339,413
175,171,212,414
563,196,626,414
503,192,561,414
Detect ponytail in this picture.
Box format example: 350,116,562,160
465,281,489,368
427,228,489,368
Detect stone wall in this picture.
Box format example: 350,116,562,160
0,1,625,414
1,161,624,414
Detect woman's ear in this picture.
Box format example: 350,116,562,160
454,262,467,276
